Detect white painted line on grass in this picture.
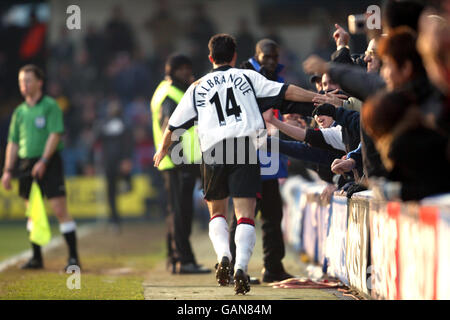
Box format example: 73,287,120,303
0,223,97,273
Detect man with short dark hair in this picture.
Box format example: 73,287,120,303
1,64,80,271
231,38,294,284
97,100,133,232
154,33,320,294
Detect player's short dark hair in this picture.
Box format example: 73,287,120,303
165,53,192,77
208,33,236,64
19,64,44,80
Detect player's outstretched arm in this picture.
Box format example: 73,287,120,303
153,128,173,168
263,108,306,141
284,84,320,103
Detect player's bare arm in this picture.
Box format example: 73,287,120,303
153,127,174,168
263,108,306,141
284,84,321,103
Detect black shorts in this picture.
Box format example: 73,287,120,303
200,137,261,201
18,152,66,200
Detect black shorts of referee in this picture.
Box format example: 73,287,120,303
17,152,66,200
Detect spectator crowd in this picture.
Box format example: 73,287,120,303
266,0,450,202
34,2,308,180
0,0,449,289
2,0,449,204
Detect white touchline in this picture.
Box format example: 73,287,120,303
0,223,96,273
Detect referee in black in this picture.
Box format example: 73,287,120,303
1,65,80,271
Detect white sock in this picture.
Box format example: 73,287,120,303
234,220,256,273
60,221,77,234
26,219,33,232
208,215,231,263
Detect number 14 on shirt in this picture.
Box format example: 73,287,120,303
209,88,243,126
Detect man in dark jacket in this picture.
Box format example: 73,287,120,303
417,11,450,137
97,100,133,231
229,39,293,283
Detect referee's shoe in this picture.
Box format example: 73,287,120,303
20,258,43,270
178,262,211,274
64,257,82,272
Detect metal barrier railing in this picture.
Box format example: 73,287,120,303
281,177,450,300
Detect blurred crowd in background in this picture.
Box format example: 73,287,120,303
1,0,449,205
0,0,347,179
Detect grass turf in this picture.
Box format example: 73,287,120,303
0,271,145,300
0,221,166,300
0,223,61,261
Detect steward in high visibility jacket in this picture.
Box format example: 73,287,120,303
149,53,211,275
151,79,202,170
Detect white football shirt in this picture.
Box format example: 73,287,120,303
168,65,287,152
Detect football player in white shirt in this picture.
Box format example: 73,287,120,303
154,33,320,295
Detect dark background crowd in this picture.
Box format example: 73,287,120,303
0,0,378,178
0,0,448,206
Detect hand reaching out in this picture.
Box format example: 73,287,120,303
331,157,356,175
320,183,338,203
313,89,348,107
262,108,275,123
333,24,350,48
